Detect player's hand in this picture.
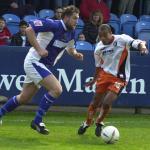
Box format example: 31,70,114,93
85,79,96,87
140,48,149,55
74,52,83,61
139,42,149,55
38,49,48,57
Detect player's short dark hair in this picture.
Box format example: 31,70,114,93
99,24,112,33
61,5,79,19
19,20,28,27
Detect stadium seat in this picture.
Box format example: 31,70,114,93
135,21,150,49
7,24,19,34
110,13,119,21
75,18,85,40
23,15,38,23
2,14,20,23
135,21,150,33
75,41,93,51
39,9,54,18
139,15,150,22
108,13,120,34
3,14,20,34
120,14,137,37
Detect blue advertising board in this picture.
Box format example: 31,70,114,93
0,46,150,107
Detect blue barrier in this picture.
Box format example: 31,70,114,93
0,46,150,107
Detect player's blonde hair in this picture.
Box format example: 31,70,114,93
99,24,112,33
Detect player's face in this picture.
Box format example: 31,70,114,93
99,31,113,45
66,13,79,30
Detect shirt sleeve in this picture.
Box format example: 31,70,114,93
29,18,58,33
121,34,134,46
121,34,143,49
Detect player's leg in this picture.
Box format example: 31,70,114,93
95,90,118,137
94,71,126,137
31,74,62,135
0,82,38,122
96,90,118,123
86,93,106,126
78,93,105,135
94,98,106,137
24,60,62,135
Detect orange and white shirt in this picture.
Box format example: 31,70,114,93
94,34,143,82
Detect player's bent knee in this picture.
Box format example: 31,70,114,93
103,103,110,110
48,87,63,98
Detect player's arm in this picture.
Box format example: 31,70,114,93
26,19,58,57
85,67,101,87
66,40,83,61
130,38,148,54
67,48,83,60
122,34,149,55
26,26,48,57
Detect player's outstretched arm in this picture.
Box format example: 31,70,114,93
66,48,83,61
121,34,149,55
25,27,48,57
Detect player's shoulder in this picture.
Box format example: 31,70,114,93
94,41,104,53
30,18,59,27
95,41,104,48
46,18,60,26
114,34,131,41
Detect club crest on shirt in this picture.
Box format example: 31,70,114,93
33,20,43,26
113,41,117,46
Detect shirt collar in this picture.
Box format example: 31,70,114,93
61,20,67,31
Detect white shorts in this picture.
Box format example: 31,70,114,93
23,48,52,86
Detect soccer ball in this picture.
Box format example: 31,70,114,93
101,126,120,144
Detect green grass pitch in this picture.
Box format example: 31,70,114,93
0,111,150,150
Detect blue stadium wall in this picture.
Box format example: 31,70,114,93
0,46,150,107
